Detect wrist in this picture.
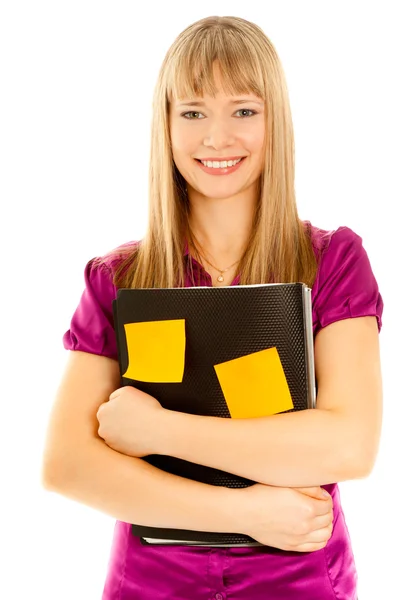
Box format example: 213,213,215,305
155,408,175,455
218,485,253,536
228,484,267,538
155,408,195,457
154,412,251,535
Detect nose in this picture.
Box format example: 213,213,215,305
203,120,235,150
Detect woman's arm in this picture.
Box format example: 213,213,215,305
41,351,244,533
156,317,383,487
43,435,246,534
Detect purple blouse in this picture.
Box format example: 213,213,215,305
63,222,383,600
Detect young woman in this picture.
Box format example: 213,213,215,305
42,15,382,600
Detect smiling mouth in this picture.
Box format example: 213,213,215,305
193,157,247,176
194,158,245,163
194,158,246,167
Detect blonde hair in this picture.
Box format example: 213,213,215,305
109,15,319,289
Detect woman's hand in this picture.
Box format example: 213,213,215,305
239,484,334,552
97,386,165,457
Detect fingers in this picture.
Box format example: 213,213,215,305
292,541,330,553
313,497,333,517
301,522,333,546
290,519,334,552
311,512,334,533
295,486,330,501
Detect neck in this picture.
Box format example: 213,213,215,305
186,189,256,260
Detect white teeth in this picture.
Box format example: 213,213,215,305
200,158,243,168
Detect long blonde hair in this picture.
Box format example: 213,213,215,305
108,15,319,289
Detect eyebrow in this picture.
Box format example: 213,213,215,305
176,99,264,107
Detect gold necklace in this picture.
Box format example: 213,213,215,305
189,228,241,283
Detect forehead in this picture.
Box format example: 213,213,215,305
167,59,264,107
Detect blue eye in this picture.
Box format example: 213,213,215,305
181,109,257,119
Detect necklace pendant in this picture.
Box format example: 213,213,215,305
217,275,224,282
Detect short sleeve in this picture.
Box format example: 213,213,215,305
63,258,118,360
312,226,383,337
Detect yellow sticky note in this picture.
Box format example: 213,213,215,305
122,319,185,382
214,347,293,418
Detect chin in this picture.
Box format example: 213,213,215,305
192,183,235,193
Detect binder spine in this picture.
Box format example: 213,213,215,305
302,285,316,409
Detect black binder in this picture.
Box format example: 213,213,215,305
112,283,315,547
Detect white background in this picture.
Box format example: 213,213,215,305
1,1,399,598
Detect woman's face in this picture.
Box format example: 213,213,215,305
169,66,266,202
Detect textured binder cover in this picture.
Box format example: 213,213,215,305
112,283,315,547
